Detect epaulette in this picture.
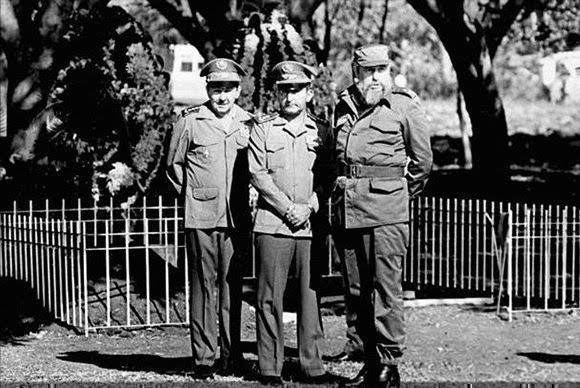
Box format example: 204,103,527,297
307,112,329,125
392,87,420,101
180,105,201,118
338,89,350,98
254,112,278,124
241,112,255,124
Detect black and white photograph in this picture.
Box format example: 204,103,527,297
0,0,579,386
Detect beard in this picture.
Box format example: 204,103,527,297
362,84,387,106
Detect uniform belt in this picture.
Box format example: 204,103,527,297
339,164,405,179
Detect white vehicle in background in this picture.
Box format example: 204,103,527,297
170,44,208,106
540,50,580,103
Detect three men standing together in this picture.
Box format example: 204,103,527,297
167,44,432,387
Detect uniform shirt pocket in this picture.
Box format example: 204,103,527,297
369,112,402,147
191,187,219,220
266,141,286,170
306,142,318,170
192,132,220,163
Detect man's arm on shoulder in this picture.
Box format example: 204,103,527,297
248,119,293,217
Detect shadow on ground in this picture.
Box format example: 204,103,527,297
517,352,580,364
57,346,347,384
0,277,52,345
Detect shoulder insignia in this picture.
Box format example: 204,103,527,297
180,105,201,118
253,113,279,124
307,112,329,125
392,87,420,101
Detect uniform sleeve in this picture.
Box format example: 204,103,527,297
312,122,337,211
248,121,294,217
166,117,189,195
402,98,433,197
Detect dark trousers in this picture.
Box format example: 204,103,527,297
334,223,409,367
255,233,325,377
332,235,364,354
186,228,243,367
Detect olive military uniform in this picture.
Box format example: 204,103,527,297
167,58,252,371
333,80,432,368
249,61,336,379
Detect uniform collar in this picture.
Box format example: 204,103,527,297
274,111,312,138
197,103,250,122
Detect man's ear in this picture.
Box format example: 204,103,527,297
234,85,242,99
351,64,359,82
306,87,314,103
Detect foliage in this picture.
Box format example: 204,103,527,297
19,5,173,204
509,0,580,55
224,9,333,117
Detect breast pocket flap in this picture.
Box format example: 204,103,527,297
192,187,219,200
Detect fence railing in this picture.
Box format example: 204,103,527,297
1,196,579,332
0,213,87,329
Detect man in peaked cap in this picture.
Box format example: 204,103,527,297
248,61,337,385
332,44,432,387
166,58,252,379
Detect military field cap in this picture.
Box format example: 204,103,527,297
200,58,246,83
272,61,318,84
353,44,390,67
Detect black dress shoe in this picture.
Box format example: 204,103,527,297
193,364,215,379
301,372,340,384
343,365,367,387
376,364,400,388
217,357,248,377
326,350,365,362
258,375,284,386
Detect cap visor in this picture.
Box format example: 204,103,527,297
276,79,311,85
357,60,390,67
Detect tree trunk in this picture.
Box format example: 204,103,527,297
445,39,509,194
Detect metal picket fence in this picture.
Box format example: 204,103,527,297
1,196,579,333
0,214,87,329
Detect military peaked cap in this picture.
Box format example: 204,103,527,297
353,44,390,67
200,58,246,83
271,61,318,84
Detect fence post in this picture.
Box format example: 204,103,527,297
125,214,131,327
525,208,531,311
506,209,513,322
544,208,550,311
82,222,89,336
562,207,568,309
105,220,111,327
164,218,170,324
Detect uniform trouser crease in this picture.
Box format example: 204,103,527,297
255,234,324,377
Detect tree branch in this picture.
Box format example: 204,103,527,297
147,0,209,51
486,0,526,58
378,0,389,43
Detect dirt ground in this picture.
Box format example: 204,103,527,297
1,301,580,385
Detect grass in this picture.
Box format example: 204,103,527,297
423,99,580,137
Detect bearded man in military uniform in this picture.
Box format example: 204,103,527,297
332,44,433,387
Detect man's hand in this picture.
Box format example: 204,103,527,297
249,186,259,209
286,203,312,228
335,176,347,190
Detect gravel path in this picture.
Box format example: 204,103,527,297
2,304,580,385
